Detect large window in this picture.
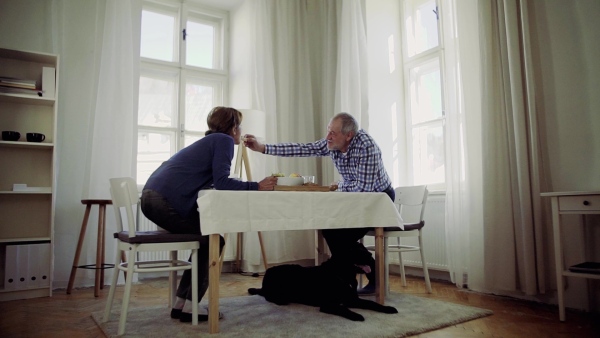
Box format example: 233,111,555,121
137,1,228,184
402,0,446,189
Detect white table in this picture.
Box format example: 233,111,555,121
540,191,600,321
197,190,404,333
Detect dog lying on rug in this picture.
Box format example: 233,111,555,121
247,257,398,321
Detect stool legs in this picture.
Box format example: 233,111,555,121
95,203,106,297
67,204,92,294
67,201,115,297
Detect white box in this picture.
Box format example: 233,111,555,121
29,243,51,288
42,67,55,98
17,245,29,290
4,246,18,291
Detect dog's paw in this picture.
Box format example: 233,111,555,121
382,306,398,314
248,288,260,295
349,313,365,321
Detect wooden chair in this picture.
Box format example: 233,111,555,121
363,185,432,294
102,177,202,335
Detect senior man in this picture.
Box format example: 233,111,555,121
244,112,394,294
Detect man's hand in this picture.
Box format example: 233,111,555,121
243,134,266,153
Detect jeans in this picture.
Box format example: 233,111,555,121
140,189,224,302
321,185,395,283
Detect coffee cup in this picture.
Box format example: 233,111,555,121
2,131,20,141
26,132,45,143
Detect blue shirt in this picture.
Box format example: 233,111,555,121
264,130,391,193
144,133,258,217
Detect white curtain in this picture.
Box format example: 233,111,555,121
444,0,546,295
481,0,545,295
441,0,485,290
80,0,141,283
472,0,544,295
83,0,142,199
243,0,368,271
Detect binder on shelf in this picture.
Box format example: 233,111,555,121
0,77,37,89
17,245,29,289
31,243,51,288
42,67,55,98
4,245,19,291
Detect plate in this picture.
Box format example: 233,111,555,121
276,177,304,186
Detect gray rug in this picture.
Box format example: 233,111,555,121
92,293,492,337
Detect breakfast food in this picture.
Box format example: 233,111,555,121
289,173,301,177
272,173,285,177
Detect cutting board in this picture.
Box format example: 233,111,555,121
274,185,332,192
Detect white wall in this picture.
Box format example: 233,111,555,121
530,0,600,191
528,0,600,311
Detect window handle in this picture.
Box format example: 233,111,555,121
182,28,187,41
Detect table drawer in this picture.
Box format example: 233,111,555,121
558,195,600,211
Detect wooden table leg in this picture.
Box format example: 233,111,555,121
374,227,385,304
66,204,92,294
208,234,221,333
550,197,566,321
257,232,269,270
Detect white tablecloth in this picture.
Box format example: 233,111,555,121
197,190,403,234
196,189,402,334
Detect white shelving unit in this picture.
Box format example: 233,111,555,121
0,47,58,301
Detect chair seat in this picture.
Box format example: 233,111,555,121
381,220,425,232
114,231,204,244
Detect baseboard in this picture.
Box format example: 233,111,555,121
389,264,451,282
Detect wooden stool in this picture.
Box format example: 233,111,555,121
67,199,121,297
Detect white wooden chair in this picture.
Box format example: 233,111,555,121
363,185,432,294
102,177,202,335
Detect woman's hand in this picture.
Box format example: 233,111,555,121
243,134,266,153
258,176,278,191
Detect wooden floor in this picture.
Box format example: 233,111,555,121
0,273,598,337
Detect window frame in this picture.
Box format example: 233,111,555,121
136,0,229,185
401,0,447,191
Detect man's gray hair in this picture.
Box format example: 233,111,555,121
333,112,359,136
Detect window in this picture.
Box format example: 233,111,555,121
402,0,446,189
137,1,228,184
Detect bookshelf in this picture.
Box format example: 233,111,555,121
0,47,58,301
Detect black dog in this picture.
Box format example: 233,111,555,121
247,257,398,321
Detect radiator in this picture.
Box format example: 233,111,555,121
393,194,447,271
137,216,192,263
137,215,237,263
362,194,448,271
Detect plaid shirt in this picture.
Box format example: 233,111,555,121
265,130,392,193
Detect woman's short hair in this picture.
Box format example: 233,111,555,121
205,106,242,135
333,112,359,136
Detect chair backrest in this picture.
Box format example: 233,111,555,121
394,185,428,225
109,177,140,236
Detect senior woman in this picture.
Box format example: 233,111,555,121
140,106,277,323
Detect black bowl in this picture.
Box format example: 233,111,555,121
2,131,21,141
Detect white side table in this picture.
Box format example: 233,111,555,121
541,191,600,321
